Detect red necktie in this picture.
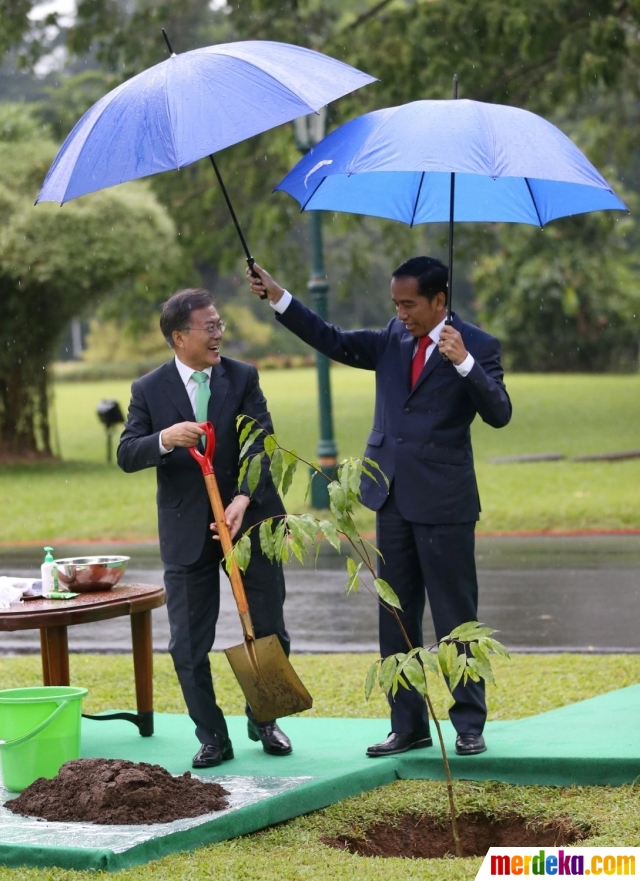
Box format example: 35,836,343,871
411,335,432,388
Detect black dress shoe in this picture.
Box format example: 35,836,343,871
455,733,487,756
247,718,292,756
366,731,433,758
192,737,234,768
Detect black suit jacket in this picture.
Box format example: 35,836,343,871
277,299,511,524
117,358,285,565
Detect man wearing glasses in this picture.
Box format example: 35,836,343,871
118,288,292,768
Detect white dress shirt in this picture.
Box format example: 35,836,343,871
159,357,212,454
271,291,475,377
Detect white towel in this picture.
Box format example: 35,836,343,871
0,577,29,608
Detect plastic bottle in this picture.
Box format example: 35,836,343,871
41,547,57,597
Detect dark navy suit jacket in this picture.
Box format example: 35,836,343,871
117,358,285,566
277,299,511,524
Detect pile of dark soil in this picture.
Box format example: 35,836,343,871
323,811,590,858
6,758,230,825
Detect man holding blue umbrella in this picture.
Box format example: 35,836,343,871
248,258,511,756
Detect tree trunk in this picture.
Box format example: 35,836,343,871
0,364,54,459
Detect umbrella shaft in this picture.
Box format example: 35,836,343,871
446,74,458,324
209,155,251,260
209,154,267,298
447,171,455,323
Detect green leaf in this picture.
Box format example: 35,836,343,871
418,649,440,676
258,520,275,561
286,517,309,562
469,646,495,685
298,513,320,545
471,626,497,639
361,464,379,486
396,648,420,675
282,450,297,468
447,641,459,676
485,637,511,659
346,558,362,594
237,457,249,489
364,661,379,701
449,621,485,640
348,458,363,497
263,434,277,457
465,658,482,683
449,621,495,642
239,428,262,461
402,657,428,695
470,641,491,664
269,447,284,493
233,534,251,573
336,515,360,544
448,652,468,693
374,578,402,610
339,460,351,497
247,454,262,495
319,519,341,553
379,655,398,697
238,417,256,449
289,537,306,564
281,460,298,497
303,475,313,504
363,457,390,488
328,481,348,518
438,641,451,677
273,520,287,562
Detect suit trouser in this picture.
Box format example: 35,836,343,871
163,523,290,745
377,485,486,736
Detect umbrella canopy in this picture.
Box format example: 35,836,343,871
275,98,627,226
37,41,376,204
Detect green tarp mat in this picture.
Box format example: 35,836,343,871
1,684,638,871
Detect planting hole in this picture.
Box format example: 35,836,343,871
322,811,590,858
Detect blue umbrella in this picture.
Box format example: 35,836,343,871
36,34,376,285
275,94,627,317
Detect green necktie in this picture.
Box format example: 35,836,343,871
192,371,210,423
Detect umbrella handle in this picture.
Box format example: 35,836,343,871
247,257,268,300
188,423,255,640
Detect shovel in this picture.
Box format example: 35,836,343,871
189,421,313,723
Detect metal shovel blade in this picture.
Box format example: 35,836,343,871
224,635,313,723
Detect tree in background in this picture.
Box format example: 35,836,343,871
0,104,183,458
2,0,639,369
472,209,640,372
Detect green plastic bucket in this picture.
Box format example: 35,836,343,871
0,686,88,792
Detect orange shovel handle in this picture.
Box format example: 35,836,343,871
189,422,255,639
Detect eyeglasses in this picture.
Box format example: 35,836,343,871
183,321,226,335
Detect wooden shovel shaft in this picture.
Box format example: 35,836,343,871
203,472,255,640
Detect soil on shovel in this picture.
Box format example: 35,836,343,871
323,811,590,858
6,758,230,825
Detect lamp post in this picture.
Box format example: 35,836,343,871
292,108,338,509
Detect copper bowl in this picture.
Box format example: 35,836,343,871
54,556,130,592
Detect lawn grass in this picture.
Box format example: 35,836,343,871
0,653,639,881
1,370,639,545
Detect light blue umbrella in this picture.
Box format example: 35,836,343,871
37,39,375,204
275,95,627,317
36,35,376,283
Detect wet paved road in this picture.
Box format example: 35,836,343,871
1,535,638,654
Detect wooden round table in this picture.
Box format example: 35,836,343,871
0,583,165,736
